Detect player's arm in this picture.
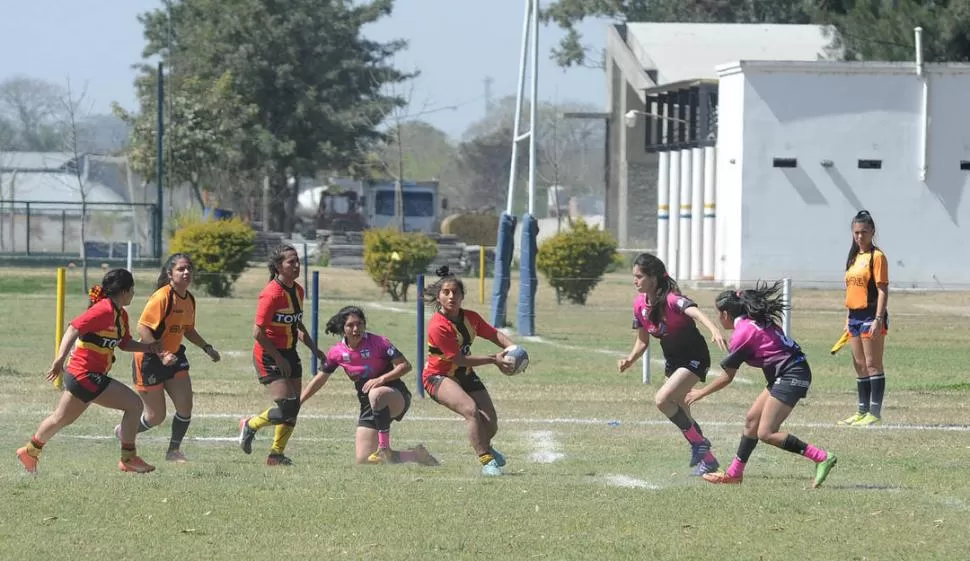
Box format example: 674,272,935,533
685,367,738,404
295,321,325,361
48,325,80,378
618,327,650,373
184,327,220,362
373,341,412,386
684,304,728,351
253,293,284,363
301,357,338,404
431,321,503,369
872,252,889,331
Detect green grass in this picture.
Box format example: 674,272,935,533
1,266,969,560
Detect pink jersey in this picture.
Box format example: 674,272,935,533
321,332,403,381
632,292,707,358
720,317,806,380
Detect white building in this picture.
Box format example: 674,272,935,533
714,60,970,287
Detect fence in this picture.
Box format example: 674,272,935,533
0,200,160,258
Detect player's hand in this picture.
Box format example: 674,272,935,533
45,360,64,382
685,389,705,406
867,318,881,336
617,357,634,373
361,377,383,393
494,351,515,375
147,341,164,355
710,331,728,351
205,346,221,362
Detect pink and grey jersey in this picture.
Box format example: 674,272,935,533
720,317,807,381
321,332,404,387
632,292,708,359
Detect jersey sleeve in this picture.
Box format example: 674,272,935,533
254,290,276,327
720,324,755,371
872,251,889,286
468,311,498,340
70,301,114,334
429,318,461,359
671,293,698,313
632,296,645,330
138,289,168,330
379,336,404,361
320,346,341,374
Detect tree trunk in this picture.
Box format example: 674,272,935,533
267,173,287,232
81,198,89,294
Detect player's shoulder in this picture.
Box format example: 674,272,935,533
462,308,486,322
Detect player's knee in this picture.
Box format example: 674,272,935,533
457,403,478,420
865,362,881,376
143,409,166,426
743,414,759,434
275,397,301,423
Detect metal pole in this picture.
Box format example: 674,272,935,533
416,273,425,398
126,240,133,272
311,271,319,374
642,346,651,384
782,277,792,337
156,61,165,258
479,245,486,304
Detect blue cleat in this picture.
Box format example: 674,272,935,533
481,459,503,476
489,446,506,467
691,457,720,476
689,438,712,467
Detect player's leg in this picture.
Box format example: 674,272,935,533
163,372,193,462
468,386,504,467
431,376,499,475
704,389,768,485
94,379,155,473
655,367,714,469
17,390,90,473
858,327,886,424
268,376,302,465
839,323,870,425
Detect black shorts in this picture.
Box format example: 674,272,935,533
63,371,113,403
133,345,190,390
254,348,303,384
423,370,487,402
767,360,812,407
664,355,711,383
356,378,412,429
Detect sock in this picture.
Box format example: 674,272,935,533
726,457,746,478
781,434,808,455
856,377,872,414
378,431,390,449
478,452,495,466
169,413,191,452
271,423,295,455
703,452,717,464
26,437,45,458
397,449,417,462
247,409,274,431
667,407,694,431
137,415,153,433
869,373,885,417
803,444,828,463
725,436,758,478
121,442,136,462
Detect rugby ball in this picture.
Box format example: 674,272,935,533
502,345,530,375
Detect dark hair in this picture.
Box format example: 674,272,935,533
325,305,366,336
156,252,193,290
846,210,879,271
715,280,788,326
88,268,135,307
269,244,297,281
632,253,681,326
424,265,465,312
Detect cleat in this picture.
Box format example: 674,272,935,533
702,471,743,485
119,456,156,473
366,448,398,465
692,458,720,476
113,424,122,441
838,412,866,426
165,449,189,463
266,453,294,466
689,438,711,467
488,446,506,467
411,444,440,467
813,454,838,488
481,458,503,476
16,447,38,474
238,417,256,455
852,413,881,426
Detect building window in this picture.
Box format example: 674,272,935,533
772,158,797,168
858,159,882,169
960,161,970,171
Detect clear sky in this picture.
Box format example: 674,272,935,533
0,0,613,140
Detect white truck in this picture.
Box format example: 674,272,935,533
296,178,448,234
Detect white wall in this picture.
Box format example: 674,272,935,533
715,61,970,287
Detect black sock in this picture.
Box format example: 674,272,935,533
735,435,759,463
869,374,885,417
856,378,871,414
169,413,191,452
138,415,153,433
373,406,391,433
781,434,808,455
667,406,693,431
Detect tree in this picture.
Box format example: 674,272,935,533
57,80,95,294
0,76,66,151
455,125,526,211
133,0,411,234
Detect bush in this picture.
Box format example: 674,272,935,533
536,218,618,305
440,212,499,246
169,217,255,297
363,229,438,301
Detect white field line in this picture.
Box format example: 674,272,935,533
601,474,661,490
528,430,564,463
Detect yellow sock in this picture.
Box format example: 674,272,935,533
247,409,273,431
271,424,294,455
121,446,136,462
26,438,44,458
478,453,495,466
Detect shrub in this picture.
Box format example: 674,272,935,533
536,218,618,305
440,212,499,246
169,217,255,297
363,228,438,301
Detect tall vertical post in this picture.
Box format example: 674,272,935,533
311,271,319,374
156,61,165,258
516,0,539,336
53,267,66,389
479,245,486,305
416,274,425,398
782,277,793,337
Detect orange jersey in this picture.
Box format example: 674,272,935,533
845,249,888,310
423,309,497,380
136,285,196,354
67,298,132,375
254,279,304,354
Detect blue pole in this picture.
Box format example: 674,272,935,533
311,271,319,374
416,273,425,398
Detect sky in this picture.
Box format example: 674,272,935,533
0,0,614,140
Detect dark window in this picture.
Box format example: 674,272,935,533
858,159,882,170
773,158,797,168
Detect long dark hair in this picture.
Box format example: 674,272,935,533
88,268,135,307
846,210,879,271
715,280,788,326
325,305,366,336
269,244,297,281
424,265,465,313
633,253,681,326
156,252,193,290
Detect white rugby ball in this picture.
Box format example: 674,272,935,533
502,344,530,375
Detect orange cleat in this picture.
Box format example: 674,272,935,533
702,471,743,485
16,447,39,474
119,455,156,473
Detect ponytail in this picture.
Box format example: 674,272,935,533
88,268,135,307
715,280,788,326
88,284,106,307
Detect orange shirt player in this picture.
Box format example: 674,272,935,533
17,269,163,474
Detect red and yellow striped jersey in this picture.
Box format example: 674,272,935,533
253,279,304,354
67,298,132,375
423,308,497,380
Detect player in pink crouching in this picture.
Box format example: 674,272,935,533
687,282,837,488
301,305,437,466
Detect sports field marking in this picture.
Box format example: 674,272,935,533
528,430,564,463
601,474,661,490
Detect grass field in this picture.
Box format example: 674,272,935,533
1,265,969,560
